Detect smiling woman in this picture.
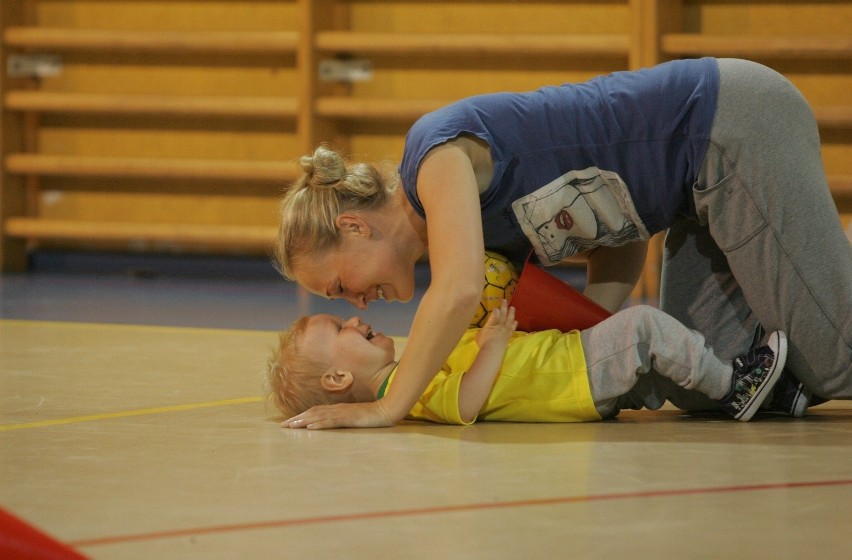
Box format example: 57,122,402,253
275,147,426,308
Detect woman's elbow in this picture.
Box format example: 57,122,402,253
456,283,483,314
432,280,481,317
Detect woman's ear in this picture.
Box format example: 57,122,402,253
320,370,354,393
335,214,371,238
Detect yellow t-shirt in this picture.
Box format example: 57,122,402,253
387,329,601,425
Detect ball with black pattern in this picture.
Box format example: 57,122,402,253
469,251,519,328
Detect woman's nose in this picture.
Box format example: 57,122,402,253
344,291,368,310
344,316,361,327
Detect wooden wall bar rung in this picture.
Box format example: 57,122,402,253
813,106,852,129
315,32,630,56
314,97,447,121
5,92,298,118
8,96,847,129
5,154,301,182
828,175,852,212
3,218,277,249
4,92,298,118
662,34,852,59
829,175,852,195
311,98,852,129
2,27,299,54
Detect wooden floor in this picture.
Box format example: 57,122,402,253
0,320,852,559
2,317,851,559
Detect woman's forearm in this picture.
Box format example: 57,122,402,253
582,281,637,314
382,283,480,421
583,241,648,312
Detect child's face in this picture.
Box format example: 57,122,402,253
300,315,396,377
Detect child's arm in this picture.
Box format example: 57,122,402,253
458,301,518,423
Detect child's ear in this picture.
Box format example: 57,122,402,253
320,370,354,393
335,214,371,238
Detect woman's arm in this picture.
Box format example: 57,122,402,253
582,240,648,313
379,142,486,419
285,141,486,429
457,302,517,423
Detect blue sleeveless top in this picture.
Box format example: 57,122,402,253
399,57,719,266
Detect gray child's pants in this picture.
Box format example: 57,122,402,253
581,305,733,418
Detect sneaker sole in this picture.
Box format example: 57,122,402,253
736,331,788,421
789,383,811,418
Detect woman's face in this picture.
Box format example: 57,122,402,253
293,232,416,309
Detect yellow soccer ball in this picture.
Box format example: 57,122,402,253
469,251,519,328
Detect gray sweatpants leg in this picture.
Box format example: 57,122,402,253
581,305,732,418
661,58,852,398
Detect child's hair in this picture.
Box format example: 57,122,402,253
265,316,357,417
275,145,398,280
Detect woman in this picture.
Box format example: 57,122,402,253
277,57,851,429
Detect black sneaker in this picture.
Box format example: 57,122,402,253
719,331,788,421
763,368,811,418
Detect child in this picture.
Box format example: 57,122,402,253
269,302,790,427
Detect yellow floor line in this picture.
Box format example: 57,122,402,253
0,396,263,432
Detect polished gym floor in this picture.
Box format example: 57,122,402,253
1,253,850,559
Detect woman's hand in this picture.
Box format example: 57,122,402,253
283,400,395,430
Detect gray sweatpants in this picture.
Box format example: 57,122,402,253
580,305,733,418
660,59,852,399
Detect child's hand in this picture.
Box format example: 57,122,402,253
476,300,517,349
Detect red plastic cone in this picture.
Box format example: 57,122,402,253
0,507,88,560
509,258,611,333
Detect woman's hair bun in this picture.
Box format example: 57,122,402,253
300,146,346,187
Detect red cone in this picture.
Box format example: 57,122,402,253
510,259,611,333
0,507,88,560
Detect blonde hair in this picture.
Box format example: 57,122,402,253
265,316,356,417
275,145,397,280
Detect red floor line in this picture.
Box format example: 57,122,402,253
71,478,852,548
